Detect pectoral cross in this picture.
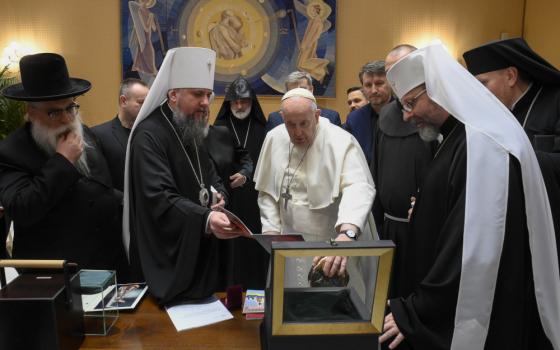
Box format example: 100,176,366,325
281,187,292,210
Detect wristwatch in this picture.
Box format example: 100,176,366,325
341,229,359,240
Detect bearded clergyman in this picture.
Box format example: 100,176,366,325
123,47,241,306
0,53,127,278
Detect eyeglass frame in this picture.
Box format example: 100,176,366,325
401,88,427,113
29,101,80,120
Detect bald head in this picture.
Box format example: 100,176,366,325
280,96,320,147
385,44,417,71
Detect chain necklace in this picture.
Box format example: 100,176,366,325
522,86,543,129
433,124,459,160
229,116,251,148
281,143,311,210
160,104,209,206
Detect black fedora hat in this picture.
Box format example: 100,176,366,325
1,53,91,101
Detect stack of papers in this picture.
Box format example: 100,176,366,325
166,296,233,331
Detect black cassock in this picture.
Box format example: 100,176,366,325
128,103,227,305
512,83,560,144
513,83,560,261
371,100,435,299
214,102,269,290
390,117,551,350
204,125,264,289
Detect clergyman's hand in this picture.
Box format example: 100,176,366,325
56,131,83,164
379,313,405,349
407,196,416,220
211,192,225,209
229,173,246,188
209,212,239,239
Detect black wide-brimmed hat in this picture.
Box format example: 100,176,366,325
1,53,91,101
463,37,560,85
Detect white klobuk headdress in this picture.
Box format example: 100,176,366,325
387,44,560,350
122,47,216,257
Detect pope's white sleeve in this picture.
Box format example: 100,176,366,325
258,191,282,233
335,144,375,232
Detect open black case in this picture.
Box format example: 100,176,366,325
260,240,394,350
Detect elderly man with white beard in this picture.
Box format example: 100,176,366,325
0,53,127,278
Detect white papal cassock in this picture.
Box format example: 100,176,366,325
254,117,377,289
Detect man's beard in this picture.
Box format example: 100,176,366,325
231,105,251,120
418,123,440,142
30,114,91,177
370,94,390,108
171,107,209,146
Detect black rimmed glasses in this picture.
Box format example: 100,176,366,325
401,89,426,113
45,103,80,120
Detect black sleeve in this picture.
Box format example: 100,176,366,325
234,145,254,180
208,156,229,205
0,153,80,226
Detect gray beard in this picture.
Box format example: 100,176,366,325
418,123,440,142
30,114,91,177
230,105,251,120
171,107,209,146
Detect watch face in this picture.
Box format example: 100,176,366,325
345,230,356,238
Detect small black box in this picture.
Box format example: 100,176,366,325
0,272,84,350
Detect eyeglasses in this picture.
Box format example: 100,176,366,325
41,103,80,120
401,89,426,113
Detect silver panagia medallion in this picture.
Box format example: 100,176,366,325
199,186,210,207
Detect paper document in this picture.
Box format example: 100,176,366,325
166,296,233,332
214,207,305,253
215,207,253,237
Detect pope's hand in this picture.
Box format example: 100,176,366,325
311,233,353,277
209,212,239,239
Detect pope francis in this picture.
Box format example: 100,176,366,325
254,88,376,286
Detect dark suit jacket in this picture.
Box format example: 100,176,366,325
92,116,130,192
266,106,341,132
345,104,378,164
0,123,126,275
